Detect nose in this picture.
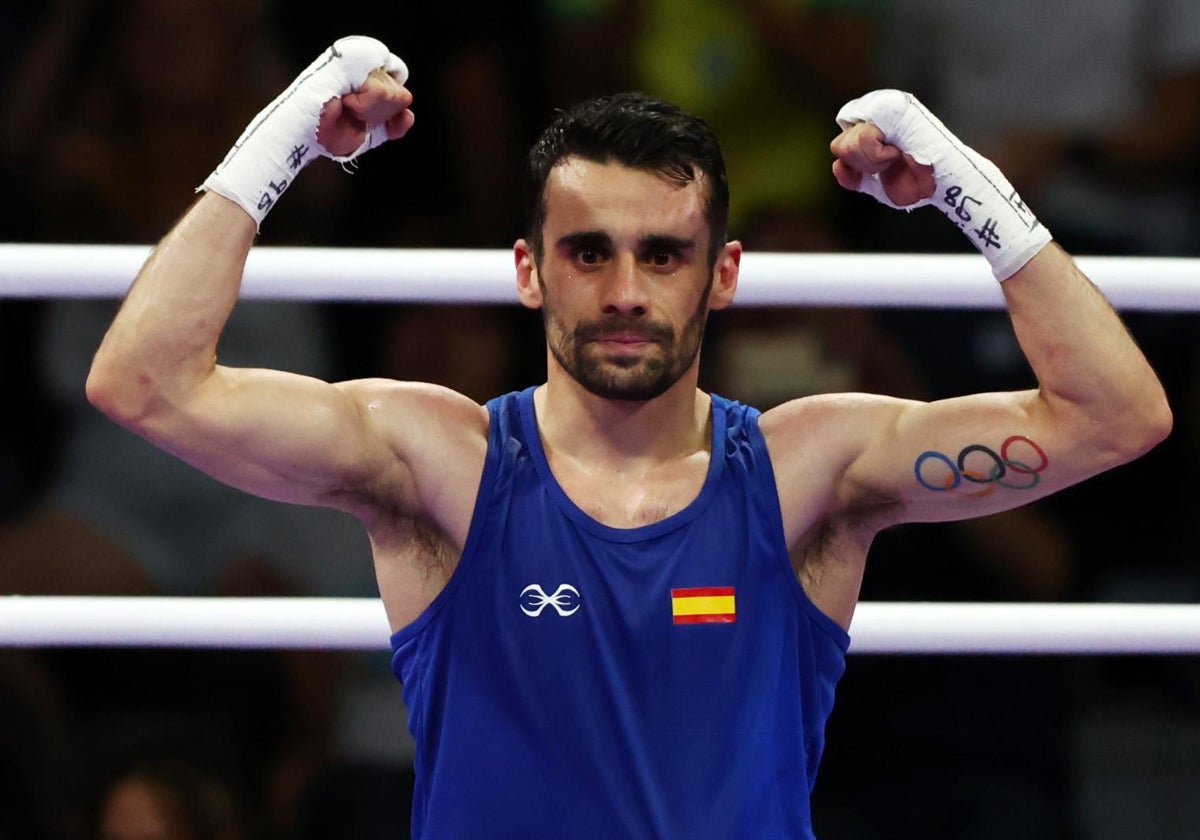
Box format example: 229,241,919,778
601,254,649,316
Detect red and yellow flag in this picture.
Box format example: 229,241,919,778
671,586,736,625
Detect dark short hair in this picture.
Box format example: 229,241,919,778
524,92,730,269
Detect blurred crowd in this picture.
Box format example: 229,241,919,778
1,1,1198,837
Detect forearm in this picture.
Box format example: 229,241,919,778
87,193,256,421
832,90,1171,455
88,37,411,427
1003,244,1171,457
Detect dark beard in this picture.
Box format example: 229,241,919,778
543,298,709,402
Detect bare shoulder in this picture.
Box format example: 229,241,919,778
759,391,913,461
331,378,490,532
758,392,916,540
336,378,490,439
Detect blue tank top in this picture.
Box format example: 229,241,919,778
390,387,850,839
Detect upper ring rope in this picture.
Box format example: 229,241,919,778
2,244,1197,309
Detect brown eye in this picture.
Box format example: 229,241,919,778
645,249,680,270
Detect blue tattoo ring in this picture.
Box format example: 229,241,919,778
915,451,959,491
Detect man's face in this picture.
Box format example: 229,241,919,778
520,158,734,401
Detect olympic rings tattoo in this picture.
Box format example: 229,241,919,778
914,435,1049,497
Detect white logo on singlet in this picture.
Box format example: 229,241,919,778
519,583,582,617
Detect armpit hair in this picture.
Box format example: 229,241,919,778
790,494,899,589
398,515,455,583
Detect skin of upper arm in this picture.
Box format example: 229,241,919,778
762,386,1125,540
130,366,489,532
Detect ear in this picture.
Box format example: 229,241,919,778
707,240,741,311
514,239,543,310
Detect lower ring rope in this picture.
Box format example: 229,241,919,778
2,597,1199,654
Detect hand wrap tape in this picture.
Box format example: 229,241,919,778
837,90,1051,280
201,35,408,227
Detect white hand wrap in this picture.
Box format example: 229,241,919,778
200,35,408,228
836,90,1052,281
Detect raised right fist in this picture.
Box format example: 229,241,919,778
201,36,410,227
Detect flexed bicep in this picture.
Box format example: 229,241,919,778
128,367,404,513
843,389,1122,526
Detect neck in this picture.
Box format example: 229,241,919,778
535,366,710,470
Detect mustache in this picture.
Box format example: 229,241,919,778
573,315,674,344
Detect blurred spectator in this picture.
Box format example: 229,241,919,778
2,3,374,595
94,760,244,840
879,0,1200,258
0,650,79,839
544,0,885,250
0,3,384,835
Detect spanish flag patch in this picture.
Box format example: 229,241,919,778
671,586,736,625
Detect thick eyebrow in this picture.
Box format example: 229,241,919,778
554,231,696,255
555,231,613,252
639,235,695,255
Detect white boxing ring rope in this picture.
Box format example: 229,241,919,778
2,243,1200,309
1,243,1198,655
3,597,1200,654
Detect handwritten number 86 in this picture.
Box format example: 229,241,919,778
944,186,981,222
